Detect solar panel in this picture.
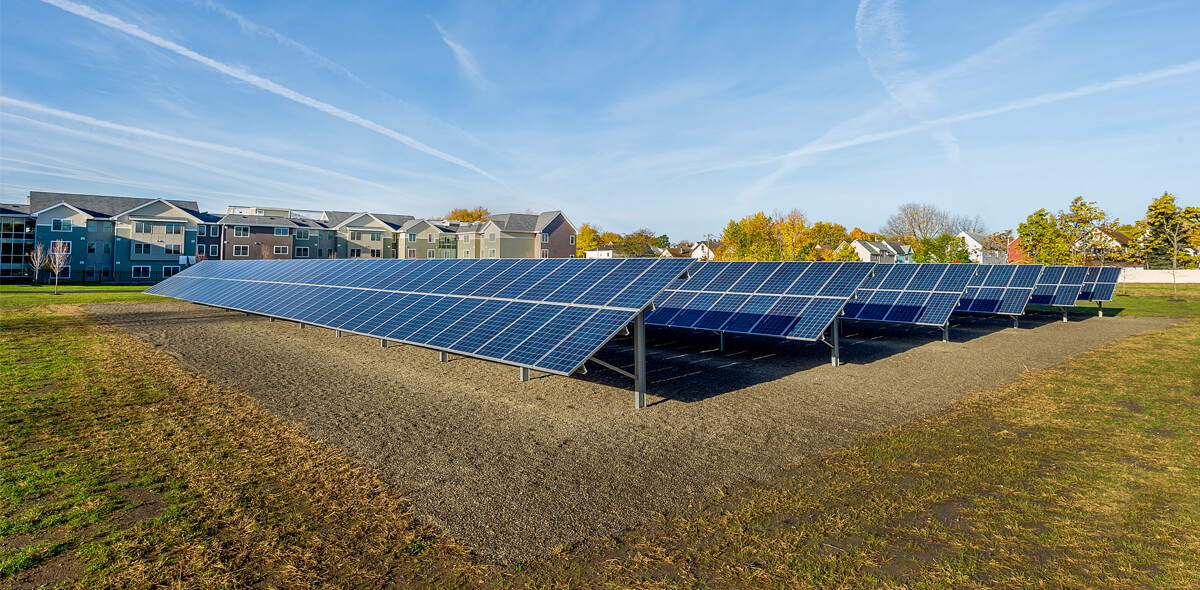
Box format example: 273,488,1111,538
842,263,977,327
644,261,877,341
145,258,693,377
1078,266,1121,301
956,264,1044,315
1029,265,1088,306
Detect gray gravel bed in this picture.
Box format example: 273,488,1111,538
85,301,1178,563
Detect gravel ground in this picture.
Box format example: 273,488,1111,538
86,301,1178,563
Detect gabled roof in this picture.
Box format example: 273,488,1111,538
28,191,201,219
535,210,575,232
32,201,91,218
115,198,202,223
374,213,416,230
218,214,304,228
489,213,539,232
0,203,30,216
1099,228,1131,247
321,210,358,226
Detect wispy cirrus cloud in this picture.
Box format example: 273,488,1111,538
37,0,505,185
430,18,490,90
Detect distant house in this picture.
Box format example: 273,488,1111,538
1007,238,1032,264
658,246,689,258
1075,228,1131,263
845,240,914,264
585,244,619,259
689,241,721,261
958,231,1007,264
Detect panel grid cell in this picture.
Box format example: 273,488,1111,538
842,263,977,327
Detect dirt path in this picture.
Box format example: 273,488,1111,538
86,301,1178,563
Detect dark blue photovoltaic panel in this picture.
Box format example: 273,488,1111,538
1029,265,1086,306
1079,267,1120,301
146,258,693,376
844,263,977,327
644,261,876,341
957,264,1044,316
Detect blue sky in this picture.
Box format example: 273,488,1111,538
1,0,1197,241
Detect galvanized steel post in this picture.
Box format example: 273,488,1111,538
634,310,647,409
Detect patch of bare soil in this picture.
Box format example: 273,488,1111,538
86,301,1178,563
0,552,82,590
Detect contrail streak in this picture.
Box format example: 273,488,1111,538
38,0,505,185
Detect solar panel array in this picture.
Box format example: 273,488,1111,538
956,264,1044,315
1029,265,1089,306
841,263,977,326
1078,266,1121,301
644,261,877,341
145,258,693,376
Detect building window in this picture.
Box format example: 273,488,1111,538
463,250,471,258
349,248,362,258
209,244,219,257
488,232,496,242
569,235,576,245
234,226,249,237
407,233,416,242
370,232,382,241
233,245,249,256
103,222,113,233
370,249,381,258
57,267,70,279
134,221,152,234
103,243,111,254
295,247,309,258
427,249,435,258
317,248,324,257
51,240,71,254
164,223,182,235
134,243,151,255
274,227,289,236
162,266,180,277
542,233,549,243
463,234,471,243
132,266,150,279
274,246,289,255
427,234,434,243
542,249,549,258
166,244,182,255
296,229,310,240
489,248,497,258
407,249,416,258
198,225,207,236
88,220,97,232
85,267,96,279
87,242,96,254
52,219,73,232
349,230,362,240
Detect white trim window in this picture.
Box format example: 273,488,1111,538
349,230,362,240
488,232,496,242
209,244,219,257
234,226,249,237
164,223,182,235
408,233,417,242
542,233,549,243
349,248,362,258
131,266,150,279
51,240,71,254
165,244,182,255
489,248,497,258
51,219,73,232
162,266,180,277
134,221,152,234
569,235,576,245
296,229,310,240
295,246,309,258
57,267,70,279
427,234,434,243
370,232,382,242
274,227,289,236
541,249,550,258
463,234,471,243
463,250,471,258
427,249,435,258
233,245,249,256
274,245,289,255
407,249,416,258
134,243,151,255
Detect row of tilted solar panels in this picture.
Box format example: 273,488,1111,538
647,263,1121,337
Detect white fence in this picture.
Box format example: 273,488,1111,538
1117,268,1200,284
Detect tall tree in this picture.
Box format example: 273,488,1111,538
575,223,603,257
1017,209,1070,264
807,221,848,248
1142,192,1200,298
1055,196,1109,264
914,234,972,263
720,212,778,261
774,208,811,261
881,202,951,243
443,206,490,222
27,242,48,284
617,228,661,257
829,243,861,261
48,241,71,294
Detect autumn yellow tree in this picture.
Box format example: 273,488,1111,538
443,206,490,222
773,208,811,260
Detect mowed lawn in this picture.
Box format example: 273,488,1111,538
1,287,1199,588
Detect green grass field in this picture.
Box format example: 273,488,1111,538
2,288,1199,587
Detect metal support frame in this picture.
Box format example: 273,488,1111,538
244,311,250,316
336,330,343,337
299,322,305,329
519,367,530,382
718,331,726,352
1097,300,1104,318
380,338,388,348
438,351,449,362
634,309,647,409
830,318,840,367
1012,315,1020,329
941,323,950,343
1061,307,1069,322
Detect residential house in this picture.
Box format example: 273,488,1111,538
0,204,34,279
1007,238,1032,263
585,245,619,259
1076,228,1131,264
846,239,914,264
333,212,414,258
689,241,721,261
958,231,1008,264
